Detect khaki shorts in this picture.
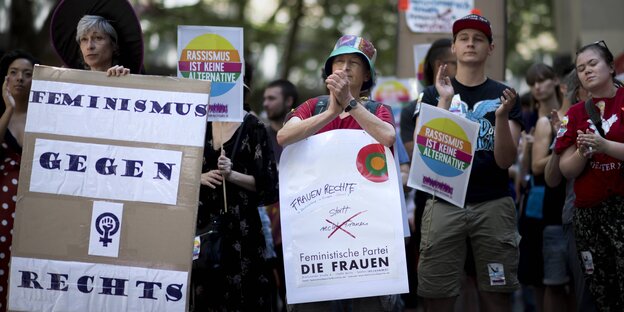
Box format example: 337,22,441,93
417,197,520,298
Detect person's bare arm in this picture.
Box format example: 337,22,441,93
494,89,521,169
531,117,552,175
347,104,395,147
544,110,563,187
559,140,588,179
277,98,341,147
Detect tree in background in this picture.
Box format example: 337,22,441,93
135,0,398,110
506,0,557,76
1,0,562,112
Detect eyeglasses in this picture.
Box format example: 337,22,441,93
594,40,608,50
577,40,610,55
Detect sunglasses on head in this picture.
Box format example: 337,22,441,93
577,40,610,55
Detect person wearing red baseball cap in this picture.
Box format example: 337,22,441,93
413,13,523,312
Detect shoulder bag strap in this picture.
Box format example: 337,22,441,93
584,99,606,138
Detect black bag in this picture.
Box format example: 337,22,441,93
193,113,249,270
194,214,231,270
584,99,606,138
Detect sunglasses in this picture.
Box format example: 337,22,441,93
577,40,610,55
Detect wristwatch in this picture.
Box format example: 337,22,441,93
344,99,359,112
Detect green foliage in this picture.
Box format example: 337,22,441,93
506,0,557,76
137,0,398,111
1,0,561,111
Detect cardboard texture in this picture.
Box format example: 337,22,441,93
8,65,210,311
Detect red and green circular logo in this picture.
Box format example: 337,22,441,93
356,144,388,183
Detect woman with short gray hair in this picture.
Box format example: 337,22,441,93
76,15,128,75
50,0,144,75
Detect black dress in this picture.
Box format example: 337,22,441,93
192,114,278,312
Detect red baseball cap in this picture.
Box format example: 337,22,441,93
452,14,493,43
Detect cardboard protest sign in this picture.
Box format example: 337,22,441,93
177,25,244,122
8,65,210,312
279,130,408,304
407,104,479,207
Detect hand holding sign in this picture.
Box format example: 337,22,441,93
217,152,233,179
106,65,130,77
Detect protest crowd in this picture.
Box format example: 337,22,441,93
1,0,624,311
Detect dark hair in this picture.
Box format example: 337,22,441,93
243,61,254,109
525,63,562,111
576,41,620,86
561,69,582,104
525,63,556,86
266,79,299,108
0,49,38,81
423,38,452,87
0,49,39,115
520,92,532,109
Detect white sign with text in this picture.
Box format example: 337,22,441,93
279,130,408,304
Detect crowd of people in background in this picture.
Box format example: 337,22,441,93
1,1,624,311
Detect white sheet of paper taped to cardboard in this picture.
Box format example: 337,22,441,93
25,79,209,147
30,138,182,205
88,201,124,258
9,257,187,312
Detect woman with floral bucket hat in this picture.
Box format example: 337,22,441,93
278,35,395,148
278,35,399,312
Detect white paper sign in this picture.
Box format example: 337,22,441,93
9,257,188,312
405,0,474,33
407,104,479,207
25,80,209,147
89,201,124,258
279,130,408,304
177,26,245,121
30,139,182,205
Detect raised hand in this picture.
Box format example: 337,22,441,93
550,109,561,133
2,77,15,112
325,69,351,109
496,88,517,117
577,129,606,156
327,93,343,115
435,64,454,104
